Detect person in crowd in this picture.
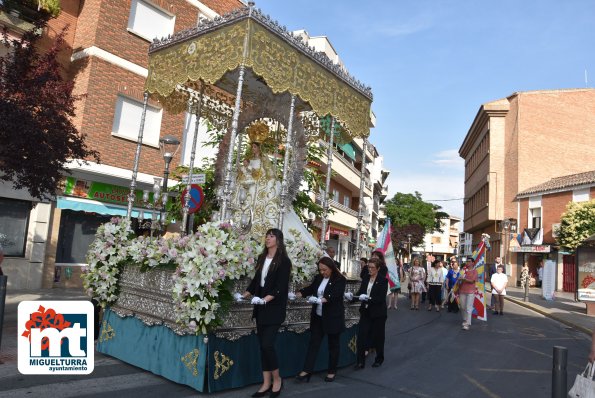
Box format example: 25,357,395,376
490,264,508,315
370,250,388,278
408,257,426,310
427,260,444,312
352,257,388,369
359,257,369,280
238,229,292,398
326,246,341,271
537,260,544,288
458,258,478,330
488,257,503,310
440,259,449,308
387,259,404,310
445,259,460,313
295,257,346,383
421,255,432,304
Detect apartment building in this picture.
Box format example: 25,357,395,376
415,216,461,262
459,88,595,285
0,0,243,289
515,170,595,291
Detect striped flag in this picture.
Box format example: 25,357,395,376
375,219,400,290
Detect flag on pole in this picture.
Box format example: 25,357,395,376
375,219,400,290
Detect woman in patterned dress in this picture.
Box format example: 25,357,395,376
408,257,426,310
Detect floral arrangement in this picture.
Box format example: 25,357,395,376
83,219,322,334
286,229,323,285
172,221,259,334
82,218,133,306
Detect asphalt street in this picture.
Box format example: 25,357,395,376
0,295,592,398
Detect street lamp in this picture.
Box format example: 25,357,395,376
159,135,181,224
407,233,412,261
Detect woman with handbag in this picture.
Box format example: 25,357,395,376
353,257,389,369
295,257,346,382
409,257,426,310
239,228,292,398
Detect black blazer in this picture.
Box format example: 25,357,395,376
355,275,388,319
246,255,292,326
299,273,346,335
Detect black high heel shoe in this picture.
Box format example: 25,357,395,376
324,374,336,382
295,372,311,382
371,358,384,368
270,380,283,398
251,386,271,397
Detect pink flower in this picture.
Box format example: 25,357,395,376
188,320,197,331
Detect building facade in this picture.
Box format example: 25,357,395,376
459,88,595,285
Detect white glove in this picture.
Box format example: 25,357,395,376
251,296,265,305
307,296,319,304
288,292,296,301
233,292,243,302
359,294,369,301
344,292,353,300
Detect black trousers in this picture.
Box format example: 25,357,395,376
303,315,341,374
356,312,386,365
428,284,442,306
257,323,281,371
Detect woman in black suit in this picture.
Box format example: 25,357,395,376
295,256,346,382
353,257,388,369
240,228,292,398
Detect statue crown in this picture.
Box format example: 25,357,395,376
247,122,269,144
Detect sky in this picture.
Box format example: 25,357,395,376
252,0,595,218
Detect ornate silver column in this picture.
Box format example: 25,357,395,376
319,117,335,249
219,4,253,221
181,84,204,235
353,139,368,274
277,94,296,229
126,92,149,221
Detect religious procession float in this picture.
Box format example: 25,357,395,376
84,4,375,393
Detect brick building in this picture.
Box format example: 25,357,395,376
459,88,595,285
0,0,243,289
516,170,595,290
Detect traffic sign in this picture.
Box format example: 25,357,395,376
181,184,204,214
180,174,206,184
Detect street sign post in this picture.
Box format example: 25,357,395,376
180,174,206,185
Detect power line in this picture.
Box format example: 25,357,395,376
425,198,465,202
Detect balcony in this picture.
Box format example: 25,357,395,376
315,195,358,230
319,141,362,192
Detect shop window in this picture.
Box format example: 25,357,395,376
127,0,175,42
56,210,111,264
0,198,30,257
112,95,162,147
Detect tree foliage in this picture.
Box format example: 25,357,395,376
556,199,595,251
391,223,425,252
385,191,449,235
0,23,99,200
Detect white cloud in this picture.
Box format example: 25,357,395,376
431,149,464,168
385,172,464,219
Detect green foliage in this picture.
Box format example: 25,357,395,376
385,191,448,234
556,199,595,251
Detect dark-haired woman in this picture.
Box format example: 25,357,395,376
353,257,389,369
241,228,292,398
295,257,346,383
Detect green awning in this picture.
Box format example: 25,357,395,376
339,143,356,160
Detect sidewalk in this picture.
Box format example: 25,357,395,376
503,286,595,335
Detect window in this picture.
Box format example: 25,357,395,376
573,188,590,203
529,207,542,229
0,198,30,257
56,210,111,264
112,95,162,147
127,0,175,42
332,189,340,202
343,196,350,208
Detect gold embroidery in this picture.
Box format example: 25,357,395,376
99,321,115,343
145,19,371,139
213,350,234,380
181,349,200,377
348,335,357,354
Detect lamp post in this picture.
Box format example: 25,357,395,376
407,233,412,261
158,135,181,225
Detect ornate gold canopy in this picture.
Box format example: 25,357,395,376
145,8,373,139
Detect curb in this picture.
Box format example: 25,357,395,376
504,296,592,336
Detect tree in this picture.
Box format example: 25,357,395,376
0,22,99,200
391,223,425,253
556,199,595,251
384,191,449,234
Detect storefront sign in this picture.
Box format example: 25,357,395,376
510,245,550,253
329,226,350,237
63,177,148,207
577,247,595,302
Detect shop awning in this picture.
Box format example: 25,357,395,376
57,196,156,219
